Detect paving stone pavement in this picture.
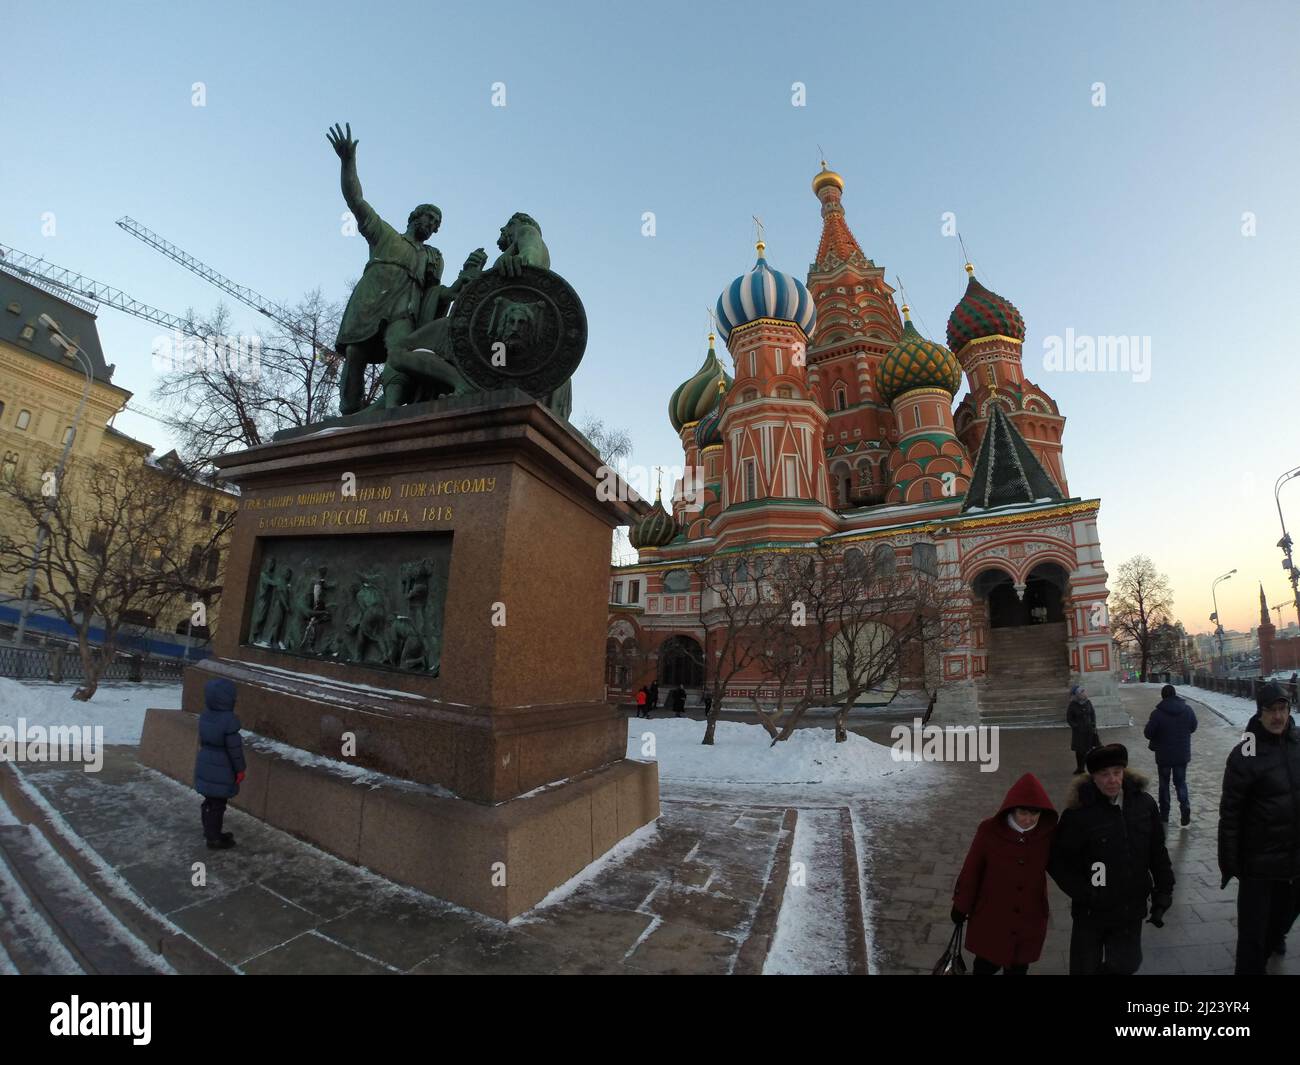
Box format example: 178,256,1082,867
852,687,1300,975
10,752,797,975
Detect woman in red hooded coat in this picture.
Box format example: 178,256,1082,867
951,772,1058,974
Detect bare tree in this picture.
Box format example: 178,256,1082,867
152,291,381,465
693,551,788,745
1110,555,1174,682
0,455,229,699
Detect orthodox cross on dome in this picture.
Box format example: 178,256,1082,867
752,215,765,253
654,465,663,502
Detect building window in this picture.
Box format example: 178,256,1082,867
0,401,5,421
88,528,106,556
611,581,622,604
206,549,220,583
628,580,640,604
913,406,922,429
1,451,18,483
663,569,690,594
783,455,798,495
15,409,31,430
187,545,203,578
922,480,933,500
62,426,75,446
873,543,896,576
775,349,783,374
777,385,793,399
911,542,938,577
216,510,228,524
200,505,212,522
834,386,847,411
749,351,756,377
743,388,758,402
744,459,757,501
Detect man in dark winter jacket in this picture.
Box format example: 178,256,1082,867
1048,743,1175,974
1066,684,1099,774
1218,680,1300,974
193,678,246,850
1144,684,1198,827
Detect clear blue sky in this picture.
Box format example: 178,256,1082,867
3,0,1297,633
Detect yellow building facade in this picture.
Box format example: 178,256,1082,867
0,271,236,647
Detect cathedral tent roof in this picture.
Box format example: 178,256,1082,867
961,404,1063,513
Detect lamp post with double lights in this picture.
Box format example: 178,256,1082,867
1210,569,1236,676
1274,466,1300,629
14,315,95,645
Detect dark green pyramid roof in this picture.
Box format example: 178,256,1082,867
961,404,1063,512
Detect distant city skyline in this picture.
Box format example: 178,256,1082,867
2,0,1296,634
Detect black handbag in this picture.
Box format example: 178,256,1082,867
932,920,968,975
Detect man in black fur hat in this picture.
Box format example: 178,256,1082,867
1048,743,1175,974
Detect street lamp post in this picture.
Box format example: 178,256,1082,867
1211,569,1237,676
1274,466,1300,629
14,315,95,646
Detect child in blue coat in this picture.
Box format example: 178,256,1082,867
193,678,246,849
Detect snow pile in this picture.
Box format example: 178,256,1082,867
625,717,932,785
0,679,181,745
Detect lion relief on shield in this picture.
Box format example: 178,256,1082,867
486,295,548,362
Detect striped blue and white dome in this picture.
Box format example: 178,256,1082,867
715,242,817,342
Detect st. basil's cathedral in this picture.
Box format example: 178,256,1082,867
606,165,1120,726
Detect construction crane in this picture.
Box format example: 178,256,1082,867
0,243,199,336
115,215,338,362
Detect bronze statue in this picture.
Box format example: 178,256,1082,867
327,122,483,415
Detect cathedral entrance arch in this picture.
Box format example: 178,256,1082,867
658,634,704,687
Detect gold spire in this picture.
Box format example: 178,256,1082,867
901,303,911,322
964,262,975,276
756,239,766,256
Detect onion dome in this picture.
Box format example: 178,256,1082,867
879,307,963,405
694,379,727,450
946,263,1025,354
629,489,677,550
669,334,732,432
715,242,817,342
811,161,844,195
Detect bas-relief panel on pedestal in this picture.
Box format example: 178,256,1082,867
245,533,452,675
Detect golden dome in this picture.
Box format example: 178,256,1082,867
812,161,844,195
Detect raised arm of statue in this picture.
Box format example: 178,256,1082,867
327,122,375,236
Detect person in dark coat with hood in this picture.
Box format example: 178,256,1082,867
1049,743,1174,974
1218,680,1300,974
1066,684,1099,774
1144,684,1198,826
193,678,246,849
951,773,1058,974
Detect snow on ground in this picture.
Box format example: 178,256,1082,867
1125,681,1261,729
0,679,181,745
763,808,848,975
626,716,933,786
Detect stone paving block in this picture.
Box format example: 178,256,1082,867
624,920,737,975
413,923,584,975
168,883,322,967
643,882,753,937
315,894,479,971
241,931,395,975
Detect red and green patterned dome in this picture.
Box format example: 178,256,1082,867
879,313,962,405
694,379,727,450
946,264,1025,354
629,494,677,550
669,335,732,433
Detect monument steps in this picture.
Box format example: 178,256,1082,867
0,823,165,974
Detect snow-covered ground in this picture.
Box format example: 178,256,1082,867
0,679,181,745
625,716,933,786
763,808,849,974
1125,680,1261,729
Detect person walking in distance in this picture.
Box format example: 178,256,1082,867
1218,680,1300,973
1066,684,1099,775
1144,684,1198,827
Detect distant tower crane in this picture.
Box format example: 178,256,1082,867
115,216,337,362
